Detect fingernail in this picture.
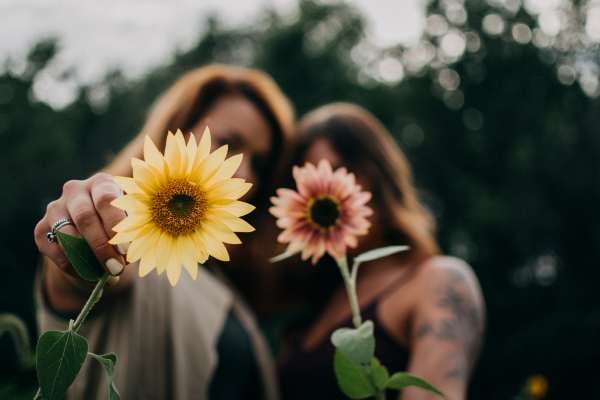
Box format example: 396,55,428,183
107,275,120,286
105,258,124,276
117,242,129,255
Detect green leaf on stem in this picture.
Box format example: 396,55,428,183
369,357,389,391
36,330,88,400
334,349,376,399
89,352,120,400
331,320,374,365
353,245,410,265
56,231,104,282
386,372,445,397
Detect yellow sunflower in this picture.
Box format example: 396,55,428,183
108,128,255,286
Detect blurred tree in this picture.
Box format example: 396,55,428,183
1,1,599,399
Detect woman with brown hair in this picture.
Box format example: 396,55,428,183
33,64,294,400
278,103,485,400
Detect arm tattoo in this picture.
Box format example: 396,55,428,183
415,267,484,380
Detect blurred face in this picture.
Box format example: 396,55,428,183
191,94,272,198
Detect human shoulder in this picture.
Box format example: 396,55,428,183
411,256,485,359
415,255,482,298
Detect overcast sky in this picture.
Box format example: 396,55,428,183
0,0,425,107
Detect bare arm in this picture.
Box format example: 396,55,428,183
400,258,485,400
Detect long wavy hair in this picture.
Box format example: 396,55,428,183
104,64,294,204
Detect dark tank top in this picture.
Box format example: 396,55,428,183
278,274,411,400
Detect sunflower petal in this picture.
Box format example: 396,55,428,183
110,193,148,212
131,158,161,193
144,135,165,171
204,153,243,188
112,213,151,233
113,176,141,194
200,231,230,261
216,200,255,217
180,236,199,280
207,179,252,200
138,255,156,277
196,126,211,161
193,145,229,184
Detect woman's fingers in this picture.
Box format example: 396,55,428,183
33,212,72,274
62,179,125,276
89,173,128,252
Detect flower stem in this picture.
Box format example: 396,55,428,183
72,274,110,333
33,273,110,399
337,256,362,328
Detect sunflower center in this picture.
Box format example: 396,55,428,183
168,194,196,217
308,196,340,229
151,179,207,236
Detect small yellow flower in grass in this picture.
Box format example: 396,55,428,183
269,160,372,264
525,374,548,399
109,128,255,286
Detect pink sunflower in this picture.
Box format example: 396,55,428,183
270,160,373,264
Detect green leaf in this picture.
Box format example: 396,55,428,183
386,372,444,397
89,352,120,400
56,231,104,282
334,349,376,399
354,245,410,265
36,330,88,400
331,320,374,365
369,358,389,391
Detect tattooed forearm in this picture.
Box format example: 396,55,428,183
415,266,485,380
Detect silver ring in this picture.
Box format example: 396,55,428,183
47,217,74,243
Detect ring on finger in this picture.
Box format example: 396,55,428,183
47,217,74,243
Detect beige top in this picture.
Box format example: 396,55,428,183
36,268,278,400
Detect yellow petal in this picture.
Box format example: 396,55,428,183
203,220,242,244
204,154,243,188
175,129,189,175
196,126,211,161
108,224,147,244
179,236,199,280
216,200,255,217
113,176,141,194
143,135,165,171
199,231,230,261
166,262,182,286
112,213,151,233
164,131,182,178
126,225,159,263
186,133,197,172
190,233,209,264
207,178,252,200
221,217,255,233
138,254,156,277
131,158,161,193
207,209,255,232
192,145,228,184
155,233,173,275
111,193,149,212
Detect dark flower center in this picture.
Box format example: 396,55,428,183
168,194,196,217
151,179,207,236
309,197,340,228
